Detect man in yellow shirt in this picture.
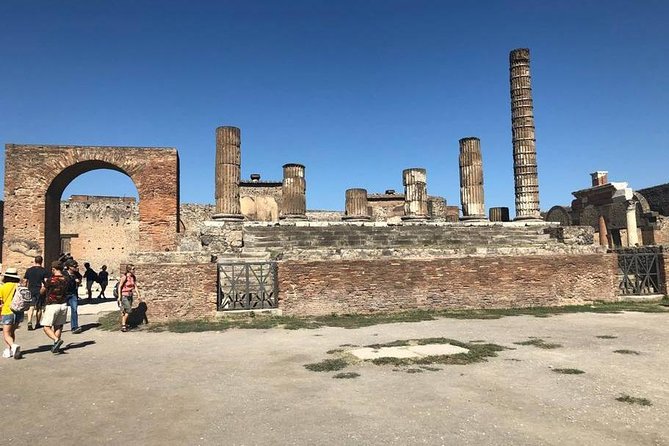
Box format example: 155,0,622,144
1,267,24,359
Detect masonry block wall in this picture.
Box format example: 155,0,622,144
277,254,620,316
135,262,217,319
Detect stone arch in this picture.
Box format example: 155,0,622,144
633,191,652,215
545,205,572,226
3,144,180,270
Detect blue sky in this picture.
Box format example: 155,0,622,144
1,1,667,215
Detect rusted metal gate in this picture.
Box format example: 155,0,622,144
217,262,278,310
614,247,663,296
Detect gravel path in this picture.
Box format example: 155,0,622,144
2,310,667,445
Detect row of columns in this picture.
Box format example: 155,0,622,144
213,126,307,221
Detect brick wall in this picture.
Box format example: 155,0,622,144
135,262,217,320
277,254,619,316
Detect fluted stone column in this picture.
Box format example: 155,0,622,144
213,126,243,221
343,188,371,221
459,137,486,220
280,163,307,220
510,48,541,220
401,168,429,221
626,200,639,247
489,207,510,222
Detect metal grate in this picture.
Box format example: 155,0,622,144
614,248,663,296
217,262,278,310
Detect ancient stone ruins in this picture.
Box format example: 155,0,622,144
2,48,668,320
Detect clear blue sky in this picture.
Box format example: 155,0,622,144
1,1,667,214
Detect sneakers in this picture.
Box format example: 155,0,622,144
11,344,21,360
27,322,33,331
2,348,10,359
120,325,128,332
72,327,83,334
51,339,64,354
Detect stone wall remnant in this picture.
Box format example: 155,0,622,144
510,48,541,220
213,126,243,221
280,163,307,220
458,137,486,220
401,168,429,220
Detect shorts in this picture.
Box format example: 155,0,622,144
40,303,68,327
120,294,133,314
1,311,24,325
30,289,45,308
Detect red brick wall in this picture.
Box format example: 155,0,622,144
135,263,217,320
278,254,620,316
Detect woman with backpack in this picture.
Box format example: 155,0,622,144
117,264,140,332
0,267,24,359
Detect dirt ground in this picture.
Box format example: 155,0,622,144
1,308,668,446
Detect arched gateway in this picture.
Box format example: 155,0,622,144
3,144,180,269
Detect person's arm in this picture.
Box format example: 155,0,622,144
117,274,126,301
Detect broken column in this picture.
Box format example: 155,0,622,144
213,126,243,221
489,207,510,222
459,137,486,220
510,48,541,220
401,168,429,221
598,214,609,247
280,163,307,220
626,200,639,246
343,188,371,221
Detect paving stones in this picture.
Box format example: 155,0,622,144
350,343,469,360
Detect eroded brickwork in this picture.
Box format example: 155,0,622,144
278,254,619,316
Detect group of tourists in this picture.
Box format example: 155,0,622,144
0,256,140,359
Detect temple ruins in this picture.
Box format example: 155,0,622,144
2,48,668,320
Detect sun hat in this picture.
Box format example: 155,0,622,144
3,267,20,279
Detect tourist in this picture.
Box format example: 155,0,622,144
40,261,69,354
97,265,109,299
0,267,25,359
83,262,97,301
63,259,83,334
117,264,140,332
23,256,49,330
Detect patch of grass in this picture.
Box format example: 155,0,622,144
326,349,344,354
98,300,669,333
333,372,360,379
469,340,486,343
514,338,562,349
406,368,424,374
552,368,585,375
596,335,618,339
616,394,652,406
371,339,508,367
365,340,411,349
304,358,348,372
98,311,121,331
419,365,442,372
339,343,359,347
613,349,641,355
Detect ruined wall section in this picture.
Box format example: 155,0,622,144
637,183,669,216
239,182,282,222
60,197,139,270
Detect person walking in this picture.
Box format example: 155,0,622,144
117,264,140,332
0,267,25,359
83,262,97,302
63,259,82,334
23,256,49,330
41,261,69,354
97,265,109,299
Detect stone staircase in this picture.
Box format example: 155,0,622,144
239,222,594,260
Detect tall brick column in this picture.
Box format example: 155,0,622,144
213,126,243,221
459,137,486,220
401,168,429,221
510,48,541,220
343,188,371,221
280,163,307,220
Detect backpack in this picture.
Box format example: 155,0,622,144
10,285,32,312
